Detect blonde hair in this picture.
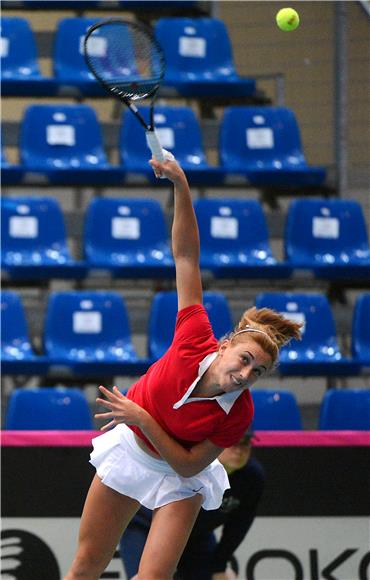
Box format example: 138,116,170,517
228,306,303,367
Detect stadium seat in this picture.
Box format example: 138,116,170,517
20,104,122,185
44,291,145,375
251,389,302,430
84,197,175,278
1,291,49,374
154,18,256,97
319,389,370,430
352,294,370,366
255,292,358,376
148,290,233,360
285,199,370,280
54,18,105,96
120,106,224,185
5,387,93,430
0,17,45,95
1,196,87,279
2,1,99,7
219,107,326,187
194,198,292,278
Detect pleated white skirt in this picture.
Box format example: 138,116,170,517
90,424,230,511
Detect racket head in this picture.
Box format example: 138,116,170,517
84,18,165,102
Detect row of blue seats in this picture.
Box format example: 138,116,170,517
2,196,369,281
1,104,326,188
2,1,197,9
2,290,369,377
1,16,256,98
5,386,370,431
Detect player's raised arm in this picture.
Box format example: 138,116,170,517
150,158,203,311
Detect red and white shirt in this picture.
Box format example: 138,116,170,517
127,304,254,454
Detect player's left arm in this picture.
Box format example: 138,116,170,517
96,386,223,477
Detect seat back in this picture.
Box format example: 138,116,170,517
148,291,233,360
5,387,93,430
255,292,341,360
1,196,71,263
120,106,207,169
285,199,370,265
220,106,306,170
84,197,170,263
1,17,40,78
44,291,136,359
352,293,370,362
193,198,273,260
319,389,370,430
54,18,99,80
252,389,302,430
1,291,35,359
20,104,107,169
155,18,237,79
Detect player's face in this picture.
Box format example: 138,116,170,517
216,338,272,393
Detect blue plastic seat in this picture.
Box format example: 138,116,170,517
1,196,86,279
220,107,326,187
285,199,370,280
44,291,142,375
54,18,104,96
5,387,93,430
319,389,370,430
0,17,43,94
193,198,291,278
148,291,233,360
154,18,256,97
352,294,370,366
255,292,357,376
84,197,174,278
20,104,120,185
252,390,302,430
120,106,224,185
1,291,49,374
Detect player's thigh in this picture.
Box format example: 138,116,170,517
78,474,141,556
137,494,203,578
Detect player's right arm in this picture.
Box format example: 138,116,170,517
150,158,203,311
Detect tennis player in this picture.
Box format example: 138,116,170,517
65,157,301,580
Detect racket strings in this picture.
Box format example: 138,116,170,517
85,21,164,100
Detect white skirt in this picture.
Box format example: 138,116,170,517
90,424,230,511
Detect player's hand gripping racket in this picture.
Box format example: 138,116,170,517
84,18,167,167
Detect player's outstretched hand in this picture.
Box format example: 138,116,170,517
95,385,148,431
149,157,187,184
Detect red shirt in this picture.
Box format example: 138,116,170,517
127,304,254,453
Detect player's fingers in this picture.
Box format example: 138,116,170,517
100,419,116,431
96,397,113,409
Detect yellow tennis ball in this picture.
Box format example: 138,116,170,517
276,8,300,31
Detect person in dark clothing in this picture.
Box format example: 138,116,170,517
120,432,265,580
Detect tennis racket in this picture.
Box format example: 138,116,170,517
84,18,166,163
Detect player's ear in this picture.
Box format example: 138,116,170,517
218,339,230,355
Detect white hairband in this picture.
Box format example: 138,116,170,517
233,326,272,341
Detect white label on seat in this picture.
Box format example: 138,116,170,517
9,216,38,238
211,217,238,239
155,127,175,149
0,37,9,58
73,311,102,334
246,128,274,149
81,35,107,57
281,311,306,334
46,125,76,146
112,217,140,239
312,217,340,239
179,36,206,58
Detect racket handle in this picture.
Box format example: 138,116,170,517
146,130,165,163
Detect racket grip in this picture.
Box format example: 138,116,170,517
146,130,165,162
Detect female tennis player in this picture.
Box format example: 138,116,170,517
65,157,301,580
